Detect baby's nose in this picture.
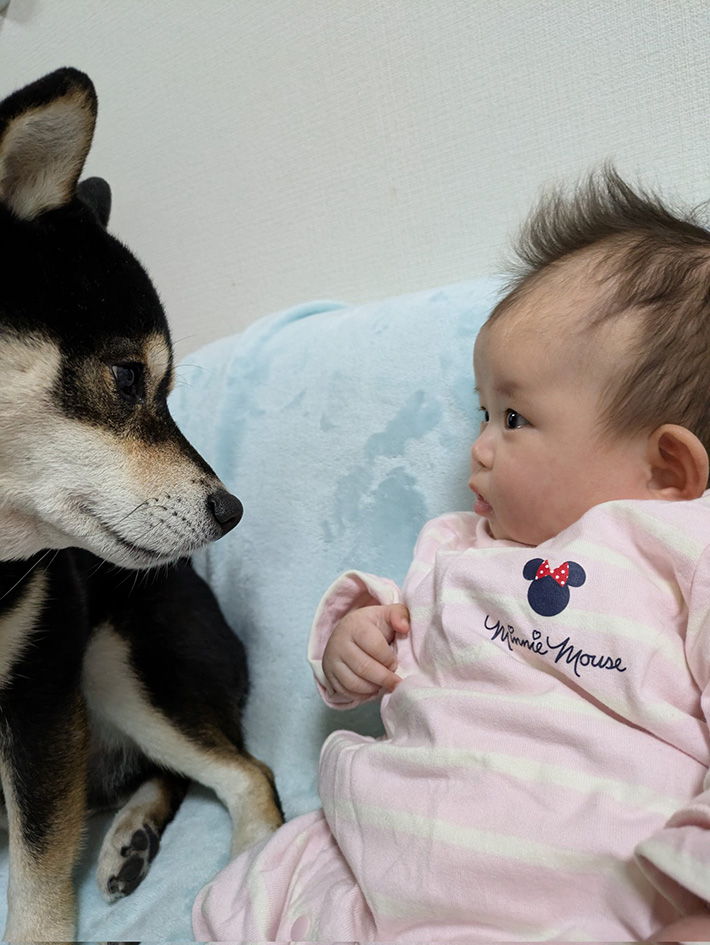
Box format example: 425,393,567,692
471,434,492,469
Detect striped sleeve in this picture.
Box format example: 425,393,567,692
307,570,403,710
635,545,710,914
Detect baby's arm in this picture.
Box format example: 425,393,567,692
307,570,407,709
636,546,710,937
322,604,410,700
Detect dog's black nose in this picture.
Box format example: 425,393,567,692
207,489,243,535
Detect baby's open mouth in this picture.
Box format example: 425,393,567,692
473,492,493,517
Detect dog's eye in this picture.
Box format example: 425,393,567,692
110,362,144,402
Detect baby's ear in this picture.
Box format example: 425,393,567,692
647,425,708,501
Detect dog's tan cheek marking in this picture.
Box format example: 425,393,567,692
0,333,62,414
47,349,189,488
92,333,192,483
0,334,65,474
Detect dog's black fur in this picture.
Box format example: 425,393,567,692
0,68,282,941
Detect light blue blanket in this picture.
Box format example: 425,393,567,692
0,277,501,940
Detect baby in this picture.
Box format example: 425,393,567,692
194,169,710,942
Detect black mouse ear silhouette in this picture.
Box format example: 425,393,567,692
523,558,545,581
566,562,586,587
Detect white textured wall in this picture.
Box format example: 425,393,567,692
2,1,710,357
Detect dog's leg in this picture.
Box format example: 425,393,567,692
187,748,283,856
0,693,89,943
0,559,91,942
97,770,188,901
143,742,282,857
84,622,283,863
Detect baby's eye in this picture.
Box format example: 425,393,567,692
480,407,490,423
505,410,528,430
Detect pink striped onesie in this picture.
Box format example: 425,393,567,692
193,495,710,941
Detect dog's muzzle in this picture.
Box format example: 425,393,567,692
208,489,244,536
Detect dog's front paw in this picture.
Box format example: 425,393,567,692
99,821,160,901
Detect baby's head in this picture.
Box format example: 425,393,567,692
471,167,710,545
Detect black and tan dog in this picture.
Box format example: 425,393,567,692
0,68,282,941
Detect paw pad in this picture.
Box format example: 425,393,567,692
107,823,159,898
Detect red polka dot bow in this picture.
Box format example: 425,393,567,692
535,560,569,587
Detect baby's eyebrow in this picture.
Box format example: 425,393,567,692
474,381,521,398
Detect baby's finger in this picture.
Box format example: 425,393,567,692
372,603,410,643
358,626,398,669
388,604,411,635
349,647,401,692
328,660,385,697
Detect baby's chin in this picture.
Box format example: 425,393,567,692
492,505,606,545
487,517,555,547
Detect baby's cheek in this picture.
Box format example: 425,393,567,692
510,491,553,545
542,492,600,542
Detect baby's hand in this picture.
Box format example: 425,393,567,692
322,604,411,700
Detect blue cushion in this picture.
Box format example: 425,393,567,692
170,276,502,822
0,277,501,940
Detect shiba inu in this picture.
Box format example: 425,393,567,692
0,67,282,941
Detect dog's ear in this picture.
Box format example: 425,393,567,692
0,67,97,221
77,176,112,228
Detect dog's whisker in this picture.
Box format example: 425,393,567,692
174,362,211,375
105,498,152,529
0,548,56,603
116,510,206,556
171,330,202,346
87,552,113,579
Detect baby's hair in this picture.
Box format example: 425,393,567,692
490,165,710,466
